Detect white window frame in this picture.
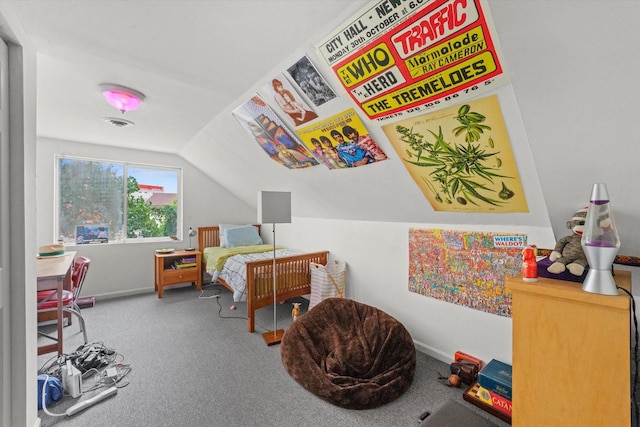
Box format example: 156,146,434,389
54,155,183,246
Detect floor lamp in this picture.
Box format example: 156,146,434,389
257,191,291,346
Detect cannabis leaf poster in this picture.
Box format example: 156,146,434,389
382,94,528,213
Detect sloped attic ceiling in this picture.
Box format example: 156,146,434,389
12,0,360,153
11,1,552,234
177,2,552,230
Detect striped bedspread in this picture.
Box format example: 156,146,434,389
207,248,300,302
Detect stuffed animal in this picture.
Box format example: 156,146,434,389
291,302,302,321
547,207,589,276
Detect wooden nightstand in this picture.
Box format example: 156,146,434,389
154,249,202,298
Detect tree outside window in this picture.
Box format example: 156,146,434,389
57,156,181,244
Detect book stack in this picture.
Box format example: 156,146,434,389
463,359,512,424
172,256,197,269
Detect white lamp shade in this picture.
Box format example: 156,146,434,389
258,191,291,224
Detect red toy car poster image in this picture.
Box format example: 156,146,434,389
316,0,508,122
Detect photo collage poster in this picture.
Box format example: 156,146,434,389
232,94,318,169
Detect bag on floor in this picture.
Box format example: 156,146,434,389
37,374,62,410
309,260,346,310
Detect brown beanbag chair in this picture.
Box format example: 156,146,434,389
280,298,416,409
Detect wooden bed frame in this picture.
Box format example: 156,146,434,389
198,226,328,333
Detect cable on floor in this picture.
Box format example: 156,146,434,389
617,286,638,426
198,281,221,300
198,282,248,320
212,294,248,320
38,341,133,396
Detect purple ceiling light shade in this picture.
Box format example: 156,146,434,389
100,84,145,113
581,183,621,295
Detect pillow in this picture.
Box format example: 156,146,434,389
219,224,244,247
224,225,262,248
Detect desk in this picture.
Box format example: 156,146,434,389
36,251,76,356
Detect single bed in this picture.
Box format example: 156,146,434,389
198,225,328,333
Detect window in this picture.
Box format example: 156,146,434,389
56,156,181,244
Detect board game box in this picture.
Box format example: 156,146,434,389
463,382,512,424
477,359,512,401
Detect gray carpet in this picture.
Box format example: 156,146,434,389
37,282,510,427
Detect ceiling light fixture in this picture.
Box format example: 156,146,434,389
100,83,145,113
102,117,135,128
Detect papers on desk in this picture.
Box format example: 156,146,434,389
37,253,68,259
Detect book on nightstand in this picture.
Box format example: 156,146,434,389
477,359,512,401
173,262,196,269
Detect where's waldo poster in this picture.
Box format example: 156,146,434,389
409,228,526,317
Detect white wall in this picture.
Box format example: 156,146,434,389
272,218,554,364
278,217,639,364
36,138,258,297
490,1,640,256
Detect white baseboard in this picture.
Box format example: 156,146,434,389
92,287,155,301
413,339,451,364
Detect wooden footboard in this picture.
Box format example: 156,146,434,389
198,226,328,333
246,250,328,333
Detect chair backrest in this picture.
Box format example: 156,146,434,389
71,256,91,300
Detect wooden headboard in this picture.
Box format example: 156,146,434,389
198,225,262,252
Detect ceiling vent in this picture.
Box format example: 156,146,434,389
103,117,135,128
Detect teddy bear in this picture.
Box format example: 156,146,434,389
547,207,589,276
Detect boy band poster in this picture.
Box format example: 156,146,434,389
295,108,387,169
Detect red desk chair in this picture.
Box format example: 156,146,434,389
37,256,91,344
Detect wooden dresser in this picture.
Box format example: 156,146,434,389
507,271,632,427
